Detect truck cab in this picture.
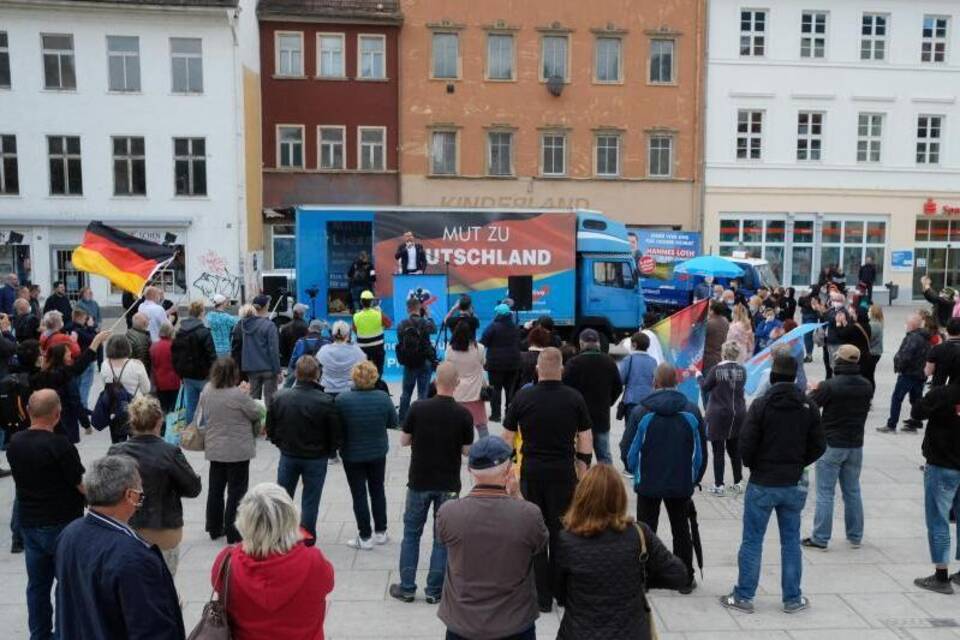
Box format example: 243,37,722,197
575,213,646,344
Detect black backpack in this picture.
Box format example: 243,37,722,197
0,372,30,436
91,361,134,444
396,320,430,367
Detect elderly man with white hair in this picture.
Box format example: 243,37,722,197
126,311,153,375
55,455,184,639
39,309,80,358
0,272,18,316
436,436,548,640
138,286,169,342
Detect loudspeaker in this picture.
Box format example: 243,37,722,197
261,274,290,312
508,275,534,312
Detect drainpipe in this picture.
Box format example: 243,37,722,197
228,7,248,302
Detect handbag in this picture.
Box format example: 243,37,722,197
179,397,205,452
616,353,634,421
187,547,234,640
163,387,187,446
634,523,659,640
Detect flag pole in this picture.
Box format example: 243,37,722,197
106,252,178,332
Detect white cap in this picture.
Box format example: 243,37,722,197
212,294,227,305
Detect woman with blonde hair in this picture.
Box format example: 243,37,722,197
335,360,397,549
211,483,334,639
108,395,202,574
555,465,687,639
726,303,755,363
695,340,747,496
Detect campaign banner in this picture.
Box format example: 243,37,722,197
649,299,709,405
628,228,701,282
744,323,822,395
373,211,577,325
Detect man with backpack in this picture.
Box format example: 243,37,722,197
172,300,217,424
624,363,706,595
396,296,436,422
285,320,330,385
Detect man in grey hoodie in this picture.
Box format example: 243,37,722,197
241,295,281,407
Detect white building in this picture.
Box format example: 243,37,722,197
0,0,256,307
704,0,960,301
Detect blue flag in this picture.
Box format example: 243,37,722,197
744,323,822,395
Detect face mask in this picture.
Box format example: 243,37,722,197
832,301,844,309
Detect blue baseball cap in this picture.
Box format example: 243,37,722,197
468,436,513,470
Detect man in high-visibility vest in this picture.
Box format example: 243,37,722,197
353,290,391,375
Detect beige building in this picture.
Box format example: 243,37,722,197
397,1,706,229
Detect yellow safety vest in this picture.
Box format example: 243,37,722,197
353,308,385,347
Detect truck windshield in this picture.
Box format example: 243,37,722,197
756,263,780,289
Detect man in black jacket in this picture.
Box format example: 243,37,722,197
394,231,427,275
857,256,877,303
926,317,960,387
396,296,436,422
480,304,521,422
921,275,955,329
41,281,72,321
802,345,873,551
265,355,343,543
562,328,622,465
12,299,38,343
879,312,930,433
721,353,825,614
278,303,309,368
171,301,217,425
910,380,960,594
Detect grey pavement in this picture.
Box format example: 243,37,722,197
2,305,960,638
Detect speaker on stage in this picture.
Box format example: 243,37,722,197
508,275,534,312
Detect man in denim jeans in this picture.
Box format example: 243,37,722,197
910,378,960,593
7,390,86,639
396,296,436,422
721,354,825,615
802,345,874,551
878,312,930,433
390,363,474,604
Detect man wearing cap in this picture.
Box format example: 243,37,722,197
436,437,548,640
480,303,522,423
240,294,281,407
802,345,873,551
562,328,622,465
395,231,427,275
921,275,956,329
206,294,238,357
721,352,825,615
502,347,593,613
353,291,392,376
279,303,310,371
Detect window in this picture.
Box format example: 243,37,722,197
796,112,823,161
596,134,620,177
736,110,763,160
595,37,621,83
431,130,457,175
649,39,675,83
922,16,949,63
718,217,785,283
800,11,827,58
541,133,567,176
170,38,203,93
319,127,344,170
542,35,568,81
917,115,943,165
53,248,88,301
358,35,386,79
821,219,886,285
271,225,296,270
432,33,459,79
740,10,767,56
593,261,635,289
857,113,883,163
648,135,673,177
487,131,513,176
0,135,17,194
276,32,303,76
359,127,385,171
317,34,345,78
107,36,140,92
277,126,304,169
42,34,76,90
1,32,11,88
174,137,206,196
861,13,887,61
47,135,82,195
790,219,815,287
486,33,514,80
112,136,145,196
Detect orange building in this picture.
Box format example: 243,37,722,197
398,0,705,229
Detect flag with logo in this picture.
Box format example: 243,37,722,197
744,323,822,395
649,300,709,405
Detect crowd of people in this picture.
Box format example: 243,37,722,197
0,264,958,640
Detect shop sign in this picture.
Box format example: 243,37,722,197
890,249,914,272
923,198,960,216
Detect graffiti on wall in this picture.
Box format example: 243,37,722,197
193,250,242,300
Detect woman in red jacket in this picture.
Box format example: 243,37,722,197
211,482,334,640
150,321,181,413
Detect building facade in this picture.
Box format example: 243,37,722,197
704,0,960,300
397,1,705,229
0,0,254,305
257,0,402,274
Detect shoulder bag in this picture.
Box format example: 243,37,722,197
187,547,233,640
179,395,205,452
633,523,659,640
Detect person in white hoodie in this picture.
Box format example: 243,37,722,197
317,321,367,397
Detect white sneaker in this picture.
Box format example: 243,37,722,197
707,485,726,497
345,537,373,550
730,481,746,494
374,532,389,546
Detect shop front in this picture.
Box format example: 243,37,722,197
913,199,960,299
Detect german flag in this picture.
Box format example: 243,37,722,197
72,222,177,295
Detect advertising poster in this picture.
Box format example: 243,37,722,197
373,211,577,325
627,228,701,281
890,249,914,272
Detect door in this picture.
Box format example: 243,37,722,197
580,256,640,331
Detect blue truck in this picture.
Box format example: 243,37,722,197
293,207,646,353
